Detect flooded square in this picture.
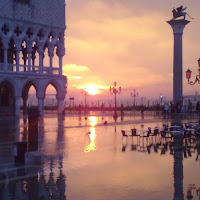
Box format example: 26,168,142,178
0,112,200,200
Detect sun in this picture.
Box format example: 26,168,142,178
85,85,99,95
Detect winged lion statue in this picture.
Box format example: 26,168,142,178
172,6,194,20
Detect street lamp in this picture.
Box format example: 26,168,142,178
69,97,74,108
110,82,121,119
131,89,138,107
186,58,200,85
82,89,87,108
160,94,163,106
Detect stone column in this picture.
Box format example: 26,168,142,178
59,56,63,75
15,43,21,72
57,44,65,75
27,43,32,72
15,49,20,72
38,97,44,116
38,44,44,74
48,46,54,74
167,19,190,104
15,96,21,116
3,41,9,72
57,97,65,114
22,96,28,116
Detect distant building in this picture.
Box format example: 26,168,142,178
0,0,67,116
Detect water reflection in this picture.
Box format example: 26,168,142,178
2,114,200,199
187,184,200,199
119,125,200,200
84,116,97,153
173,137,184,200
0,114,67,200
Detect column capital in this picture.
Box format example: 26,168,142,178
2,39,9,50
48,46,54,57
15,95,22,99
167,19,190,34
15,42,22,52
38,45,44,55
56,94,65,101
26,41,33,53
56,44,65,57
37,94,45,100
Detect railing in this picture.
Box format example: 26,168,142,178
0,63,60,75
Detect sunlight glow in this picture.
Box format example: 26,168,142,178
85,85,99,95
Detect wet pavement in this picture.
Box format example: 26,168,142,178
0,111,200,200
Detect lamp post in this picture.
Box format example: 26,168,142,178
131,89,138,107
160,94,163,106
186,58,200,85
82,89,87,108
110,82,121,119
69,97,74,108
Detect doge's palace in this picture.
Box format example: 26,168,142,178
0,0,67,116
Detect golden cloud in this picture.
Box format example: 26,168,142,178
63,64,89,72
68,75,83,80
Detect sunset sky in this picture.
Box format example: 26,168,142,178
62,0,200,105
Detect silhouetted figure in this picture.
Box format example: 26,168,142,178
141,104,145,119
86,131,91,135
175,101,181,113
121,104,124,116
195,148,200,161
78,104,82,114
147,145,151,154
103,121,107,125
196,101,200,113
131,144,137,151
170,102,175,113
122,144,127,152
188,100,193,113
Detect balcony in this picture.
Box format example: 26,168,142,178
0,63,61,75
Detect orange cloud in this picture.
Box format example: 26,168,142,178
64,0,200,99
63,64,89,71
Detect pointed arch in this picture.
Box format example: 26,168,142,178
44,79,60,97
22,79,40,100
0,80,15,115
0,77,18,97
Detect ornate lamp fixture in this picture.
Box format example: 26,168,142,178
186,58,200,85
110,82,121,119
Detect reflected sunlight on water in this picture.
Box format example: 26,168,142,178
84,127,97,153
84,116,98,153
88,116,98,126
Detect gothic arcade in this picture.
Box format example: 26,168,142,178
0,0,67,116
